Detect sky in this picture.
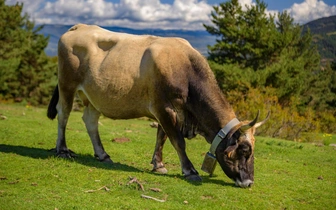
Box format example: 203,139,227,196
6,0,336,30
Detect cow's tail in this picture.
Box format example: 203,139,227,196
47,84,59,120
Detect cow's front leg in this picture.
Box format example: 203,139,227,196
157,107,201,181
151,124,168,174
169,134,201,181
82,103,112,163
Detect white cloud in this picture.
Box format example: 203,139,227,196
5,0,336,29
238,0,278,17
6,0,44,20
7,0,213,30
238,0,254,9
235,0,336,24
287,0,336,24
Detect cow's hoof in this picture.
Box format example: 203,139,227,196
95,154,113,163
152,167,168,174
185,174,202,182
56,149,77,158
101,157,113,163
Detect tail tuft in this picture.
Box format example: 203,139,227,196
47,85,59,120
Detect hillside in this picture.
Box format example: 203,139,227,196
303,15,336,64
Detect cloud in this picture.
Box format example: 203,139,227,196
6,0,44,17
287,0,336,24
8,0,213,30
6,0,336,30
238,0,254,9
237,0,278,17
235,0,336,24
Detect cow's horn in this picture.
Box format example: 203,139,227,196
240,110,260,131
249,110,260,127
254,111,271,128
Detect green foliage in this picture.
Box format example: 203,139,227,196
1,104,336,209
317,110,336,134
225,87,321,141
204,0,321,106
0,0,57,105
326,61,336,107
205,0,336,139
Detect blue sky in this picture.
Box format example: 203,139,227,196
106,0,335,11
7,0,336,30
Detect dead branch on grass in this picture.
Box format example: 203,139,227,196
84,186,110,193
127,176,144,191
149,188,162,192
141,194,166,202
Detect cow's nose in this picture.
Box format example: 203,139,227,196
235,179,254,188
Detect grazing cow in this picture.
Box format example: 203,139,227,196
47,24,269,188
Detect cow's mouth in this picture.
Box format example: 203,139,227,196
235,179,254,188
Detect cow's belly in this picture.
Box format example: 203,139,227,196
77,78,154,120
97,102,152,120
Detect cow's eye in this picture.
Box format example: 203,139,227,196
238,144,251,157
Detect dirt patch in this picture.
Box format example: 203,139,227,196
112,137,130,143
201,195,214,200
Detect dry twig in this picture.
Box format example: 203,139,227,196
141,194,166,202
149,188,162,192
127,176,145,191
84,186,110,193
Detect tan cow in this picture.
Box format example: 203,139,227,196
47,24,269,188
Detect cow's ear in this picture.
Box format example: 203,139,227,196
224,143,238,159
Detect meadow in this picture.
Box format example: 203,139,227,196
0,104,335,209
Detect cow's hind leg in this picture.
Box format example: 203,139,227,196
151,125,168,174
55,87,76,158
82,103,112,162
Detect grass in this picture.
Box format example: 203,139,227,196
0,104,336,209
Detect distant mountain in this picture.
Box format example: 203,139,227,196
303,15,336,64
39,24,216,57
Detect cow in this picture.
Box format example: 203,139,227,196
47,24,269,188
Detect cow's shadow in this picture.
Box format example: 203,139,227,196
0,144,235,187
0,144,141,173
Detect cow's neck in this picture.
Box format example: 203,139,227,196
187,81,236,144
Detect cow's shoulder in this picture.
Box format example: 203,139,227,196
152,36,192,50
149,36,206,67
145,36,195,63
151,36,215,85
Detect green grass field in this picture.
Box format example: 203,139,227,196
1,104,336,209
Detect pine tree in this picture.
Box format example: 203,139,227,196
204,0,278,70
0,0,57,105
204,0,321,107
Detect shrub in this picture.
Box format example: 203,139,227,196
226,87,323,142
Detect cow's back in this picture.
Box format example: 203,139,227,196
58,24,205,119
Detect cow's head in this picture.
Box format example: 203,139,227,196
216,111,270,188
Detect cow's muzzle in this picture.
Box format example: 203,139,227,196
235,179,254,188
